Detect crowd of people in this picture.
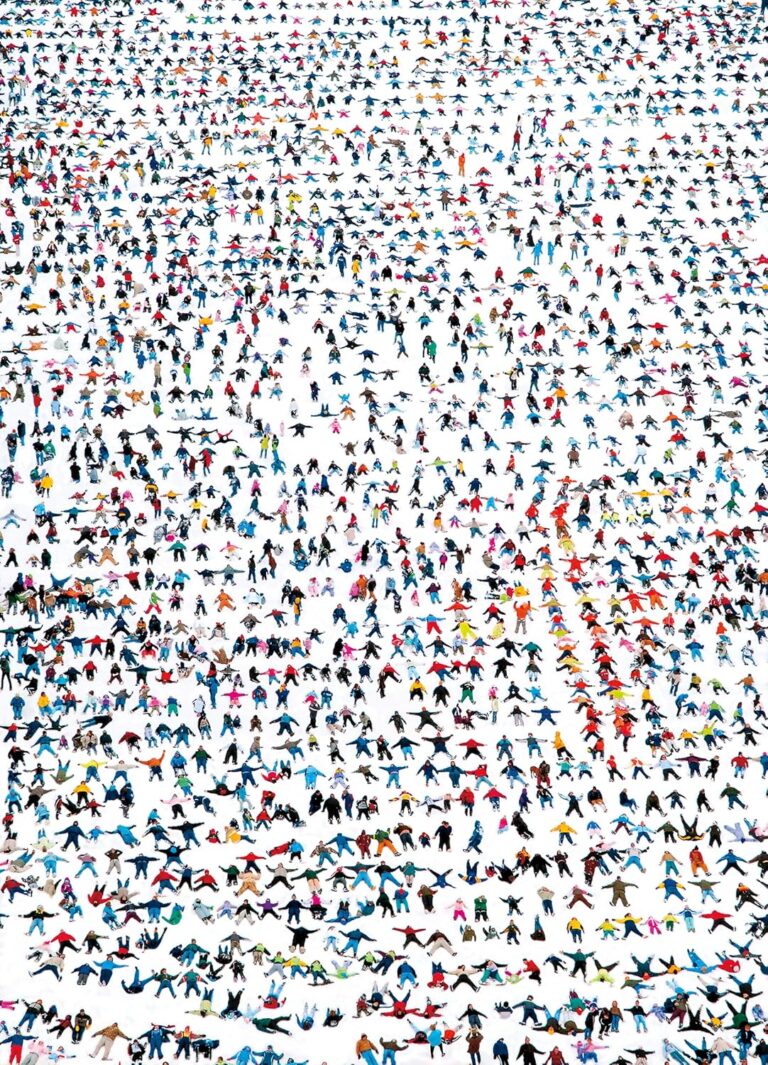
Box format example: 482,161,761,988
1,0,768,1061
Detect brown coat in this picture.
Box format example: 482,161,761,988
94,1023,128,1041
